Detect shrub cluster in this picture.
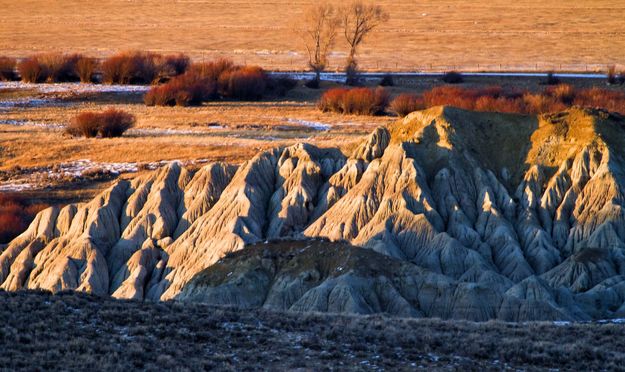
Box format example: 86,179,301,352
10,51,190,84
0,194,48,243
76,57,99,83
420,85,625,115
318,87,390,115
16,53,92,83
268,76,298,97
66,109,135,138
101,51,158,84
0,57,17,81
389,93,424,116
379,74,394,87
17,53,97,83
144,72,215,106
320,85,625,116
607,66,625,86
101,51,190,84
441,71,464,84
544,72,561,85
145,59,277,106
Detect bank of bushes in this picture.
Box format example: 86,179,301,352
101,51,190,84
320,85,625,117
144,59,294,106
4,51,190,84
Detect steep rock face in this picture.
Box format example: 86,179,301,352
5,106,625,321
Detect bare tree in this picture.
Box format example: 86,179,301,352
340,1,389,85
294,3,339,88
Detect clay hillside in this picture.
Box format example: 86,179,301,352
3,106,625,321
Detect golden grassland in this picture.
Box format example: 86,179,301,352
1,1,624,71
1,74,620,172
0,89,391,172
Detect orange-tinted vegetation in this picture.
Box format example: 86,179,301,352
421,85,625,115
66,109,136,138
389,93,424,117
318,87,390,115
0,56,17,81
324,85,625,116
0,194,48,243
145,58,275,106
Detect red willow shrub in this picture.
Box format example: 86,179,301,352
320,85,625,116
318,88,349,113
145,72,215,106
66,109,135,138
101,51,158,84
389,93,424,116
76,56,99,83
17,57,46,83
145,59,271,106
0,57,17,81
220,66,267,100
318,87,390,115
573,88,625,114
191,58,236,81
160,54,191,76
17,53,82,83
102,51,191,85
419,85,625,115
39,53,82,82
441,71,464,84
17,53,85,83
0,194,48,244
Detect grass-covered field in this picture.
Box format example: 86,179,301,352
1,0,624,71
0,290,623,370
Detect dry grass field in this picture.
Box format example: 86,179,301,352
0,80,395,204
0,85,389,170
1,0,624,71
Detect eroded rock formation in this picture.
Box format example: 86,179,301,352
4,106,625,321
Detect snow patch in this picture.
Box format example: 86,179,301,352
552,321,571,326
0,97,58,110
269,71,608,83
0,183,34,192
128,128,207,136
0,81,150,94
284,118,331,131
597,318,625,324
56,159,139,177
0,119,64,129
0,159,217,191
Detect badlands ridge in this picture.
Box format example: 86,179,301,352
3,106,625,321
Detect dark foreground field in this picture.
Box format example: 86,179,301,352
1,291,624,371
